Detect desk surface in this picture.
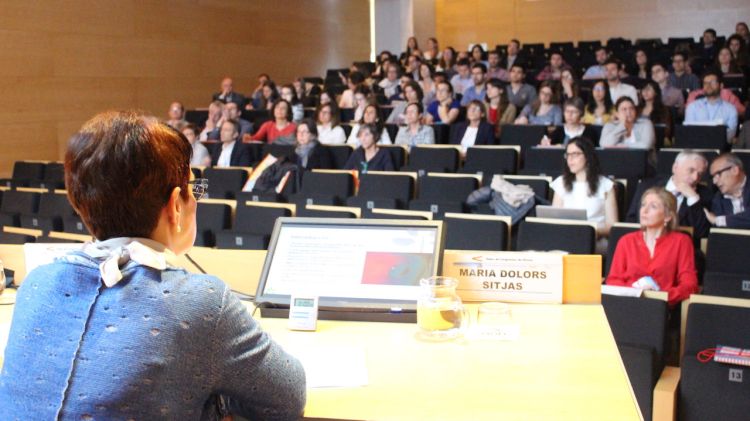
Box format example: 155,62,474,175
255,303,641,421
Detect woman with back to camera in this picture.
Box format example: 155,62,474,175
582,80,614,125
541,98,600,146
251,99,297,144
348,103,392,146
0,111,306,419
606,187,699,307
550,137,618,252
295,118,333,170
344,123,394,173
514,80,563,125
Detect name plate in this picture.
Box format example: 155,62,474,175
443,251,564,304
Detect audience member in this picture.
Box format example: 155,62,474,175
582,80,614,125
605,58,639,104
315,103,346,145
223,102,253,139
536,52,572,81
401,36,419,63
606,187,699,307
688,85,748,118
639,81,672,138
684,71,738,142
515,81,562,125
501,39,526,71
651,62,685,109
449,100,495,150
199,100,224,141
405,54,422,81
470,44,486,65
294,119,332,170
181,123,211,167
280,84,304,123
600,97,655,150
319,90,333,106
505,64,537,110
738,22,750,45
378,62,401,99
560,68,579,102
714,46,744,77
424,37,441,62
450,59,473,97
627,150,712,239
344,123,394,173
485,78,517,135
253,80,279,111
628,48,651,79
386,80,423,125
437,46,457,79
727,34,749,67
395,102,435,147
486,49,509,81
583,47,610,80
704,153,750,228
338,71,364,109
212,119,252,167
461,63,488,105
248,73,270,108
373,51,394,79
251,100,296,144
165,101,186,128
351,85,372,122
212,77,246,108
551,137,618,248
425,81,460,125
418,62,437,106
700,28,718,62
668,52,701,91
542,98,599,146
348,103,392,146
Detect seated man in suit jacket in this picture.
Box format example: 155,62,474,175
449,99,495,150
706,152,750,229
212,77,246,109
211,119,252,168
627,150,712,239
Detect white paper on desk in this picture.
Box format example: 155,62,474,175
601,285,643,297
0,322,11,350
285,345,368,388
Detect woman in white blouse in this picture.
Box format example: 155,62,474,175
551,137,618,249
315,102,346,145
347,103,392,146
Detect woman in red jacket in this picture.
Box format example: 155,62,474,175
606,187,699,306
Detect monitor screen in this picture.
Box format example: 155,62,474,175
256,218,444,309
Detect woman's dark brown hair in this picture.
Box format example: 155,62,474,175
65,111,192,240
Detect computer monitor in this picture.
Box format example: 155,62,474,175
255,218,445,321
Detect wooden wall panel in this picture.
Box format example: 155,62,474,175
0,0,369,177
436,0,750,50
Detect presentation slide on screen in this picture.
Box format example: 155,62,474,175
263,224,437,301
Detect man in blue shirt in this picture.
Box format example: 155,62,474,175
461,63,487,106
684,71,739,142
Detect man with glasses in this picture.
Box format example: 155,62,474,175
627,150,712,239
685,71,738,142
667,52,700,91
705,153,750,228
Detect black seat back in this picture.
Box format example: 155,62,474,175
356,173,414,208
462,147,518,178
404,147,460,174
203,168,249,200
195,202,232,247
444,216,508,251
674,125,728,151
516,220,595,254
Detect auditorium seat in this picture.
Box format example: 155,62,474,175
34,162,65,190
460,146,519,183
20,192,75,232
596,148,649,180
401,145,461,175
195,201,233,247
1,161,46,188
522,147,564,177
409,174,479,218
0,190,41,228
262,143,296,161
656,148,719,185
379,144,407,170
516,217,596,254
323,144,354,169
680,301,750,421
296,204,359,218
362,208,431,220
346,171,415,210
215,203,293,250
702,229,750,299
733,149,750,172
444,213,510,251
498,125,548,158
289,170,355,207
602,294,669,421
203,167,249,200
0,231,36,244
63,215,89,235
674,125,728,151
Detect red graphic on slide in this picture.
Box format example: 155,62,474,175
361,252,433,286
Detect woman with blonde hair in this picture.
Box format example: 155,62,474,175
606,186,699,307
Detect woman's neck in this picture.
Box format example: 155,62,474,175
363,145,378,158
408,122,420,131
644,227,664,242
565,122,582,131
574,171,587,182
276,119,289,128
469,119,480,127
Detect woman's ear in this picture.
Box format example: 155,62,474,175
166,187,183,229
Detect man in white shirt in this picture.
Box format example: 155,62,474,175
604,58,638,105
211,119,252,168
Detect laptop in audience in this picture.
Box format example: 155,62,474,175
535,205,588,221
